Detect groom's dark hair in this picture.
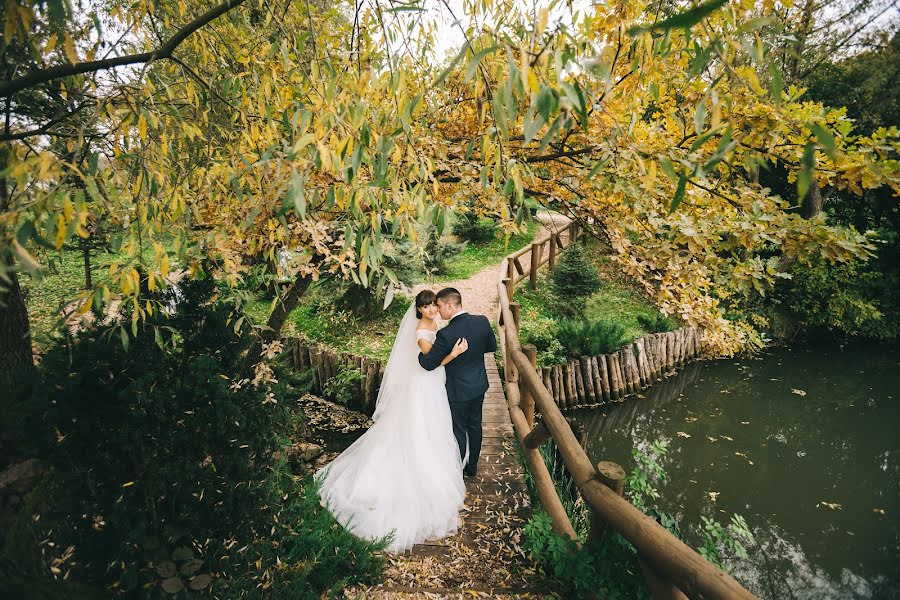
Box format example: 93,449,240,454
436,287,462,306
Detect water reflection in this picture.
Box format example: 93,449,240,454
569,341,900,600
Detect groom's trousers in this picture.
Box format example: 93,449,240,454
449,393,484,473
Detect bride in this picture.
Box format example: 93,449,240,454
315,290,469,553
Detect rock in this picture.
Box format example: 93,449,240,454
294,442,324,462
0,458,45,497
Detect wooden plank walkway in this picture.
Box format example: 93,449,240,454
347,356,558,598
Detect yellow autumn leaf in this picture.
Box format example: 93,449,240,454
55,213,67,250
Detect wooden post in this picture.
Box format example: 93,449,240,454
666,332,675,371
589,461,626,545
608,353,621,400
598,355,612,403
639,559,690,600
502,276,514,302
553,365,563,407
589,356,604,404
542,367,553,401
564,363,577,409
635,339,648,387
549,233,558,270
522,344,538,427
573,359,586,406
570,221,579,243
529,242,542,289
523,420,552,449
510,301,521,333
617,349,632,395
580,357,595,404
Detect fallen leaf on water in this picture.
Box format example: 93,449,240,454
708,491,720,501
676,431,691,438
873,508,885,515
685,416,698,423
721,435,734,441
791,388,807,396
817,501,842,510
735,451,748,458
740,421,750,425
707,436,718,442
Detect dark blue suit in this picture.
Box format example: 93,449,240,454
418,312,497,475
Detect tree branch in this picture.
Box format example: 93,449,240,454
0,0,248,98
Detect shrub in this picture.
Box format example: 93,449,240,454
323,364,363,406
778,255,900,339
636,312,679,333
423,225,466,276
556,319,627,357
551,243,602,304
7,278,384,596
452,212,498,243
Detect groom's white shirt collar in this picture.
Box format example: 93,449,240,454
448,309,468,322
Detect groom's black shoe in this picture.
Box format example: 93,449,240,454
463,469,477,478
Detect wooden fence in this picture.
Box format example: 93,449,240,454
543,326,704,410
498,220,756,600
283,337,383,416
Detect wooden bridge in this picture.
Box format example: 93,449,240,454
349,219,758,598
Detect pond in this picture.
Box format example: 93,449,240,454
569,340,900,600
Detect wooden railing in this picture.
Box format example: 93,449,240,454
497,220,756,600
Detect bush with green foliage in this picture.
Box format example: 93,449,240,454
777,249,900,340
323,364,364,406
423,225,466,276
550,243,602,307
452,212,498,243
521,439,755,598
556,319,627,358
4,278,385,597
636,312,679,334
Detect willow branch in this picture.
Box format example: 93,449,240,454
0,0,248,98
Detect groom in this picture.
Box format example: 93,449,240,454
418,288,497,478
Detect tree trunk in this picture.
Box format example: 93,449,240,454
801,183,823,219
0,145,35,385
265,273,311,341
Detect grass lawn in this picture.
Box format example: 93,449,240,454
21,246,120,349
244,285,411,360
438,219,538,281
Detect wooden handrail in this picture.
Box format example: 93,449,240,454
496,220,757,600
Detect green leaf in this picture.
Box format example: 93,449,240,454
688,45,715,79
119,327,129,352
703,126,733,171
809,122,837,160
434,42,469,86
694,100,707,136
769,63,783,107
689,126,722,152
660,157,678,182
586,158,608,180
465,45,499,83
797,142,816,200
670,173,687,213
628,0,729,35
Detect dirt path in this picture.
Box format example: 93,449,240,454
411,212,572,319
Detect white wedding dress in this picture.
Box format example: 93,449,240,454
315,304,466,553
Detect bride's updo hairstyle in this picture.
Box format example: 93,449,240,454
415,290,437,319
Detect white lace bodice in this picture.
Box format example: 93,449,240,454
416,329,437,343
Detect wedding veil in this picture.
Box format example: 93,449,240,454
372,303,419,422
